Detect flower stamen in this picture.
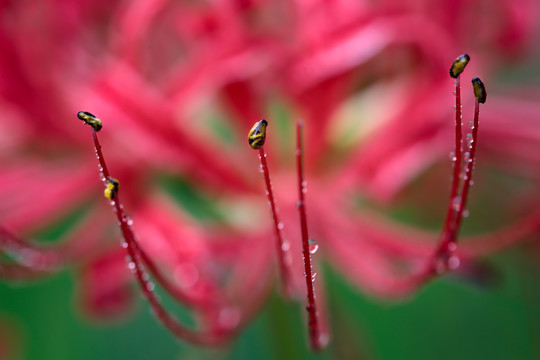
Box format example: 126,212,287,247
248,119,293,297
79,111,238,345
296,121,327,351
434,58,486,273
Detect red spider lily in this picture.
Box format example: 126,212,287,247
1,0,540,351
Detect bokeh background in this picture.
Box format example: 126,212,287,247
1,0,540,359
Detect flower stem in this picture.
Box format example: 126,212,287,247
296,121,326,351
258,146,293,297
452,99,481,244
433,75,485,273
87,125,227,345
439,75,462,253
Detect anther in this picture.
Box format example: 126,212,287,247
471,77,487,104
449,54,470,78
77,111,103,131
248,119,268,150
104,177,120,200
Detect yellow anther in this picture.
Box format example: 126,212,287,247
104,177,119,200
471,77,487,104
248,119,268,150
449,54,470,78
77,111,102,131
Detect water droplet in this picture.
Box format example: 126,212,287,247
297,201,303,208
462,209,470,218
448,256,460,270
277,222,284,230
218,307,240,329
447,242,457,252
110,200,116,206
146,282,155,292
319,333,330,347
452,196,461,211
127,262,136,271
449,151,456,162
281,241,290,252
308,239,319,254
311,272,317,281
122,242,128,249
468,121,474,129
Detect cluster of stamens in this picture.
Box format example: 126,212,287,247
74,53,487,352
434,54,487,273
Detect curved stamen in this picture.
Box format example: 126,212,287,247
80,112,240,345
248,119,293,297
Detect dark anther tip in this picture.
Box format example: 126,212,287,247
77,111,103,131
77,111,96,120
471,77,487,104
449,54,470,78
248,119,268,150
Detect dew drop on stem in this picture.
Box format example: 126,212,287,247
452,196,461,211
309,239,319,254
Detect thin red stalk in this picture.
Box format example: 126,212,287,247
439,75,462,251
451,100,480,243
91,129,111,179
296,121,325,351
91,129,206,305
257,147,293,297
89,128,225,345
116,198,225,345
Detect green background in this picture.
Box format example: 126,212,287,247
1,250,539,360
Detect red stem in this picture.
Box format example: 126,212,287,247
90,128,226,345
452,100,480,242
258,147,293,297
92,129,204,305
439,75,462,252
296,121,325,351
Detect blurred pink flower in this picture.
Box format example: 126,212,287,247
1,0,540,346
